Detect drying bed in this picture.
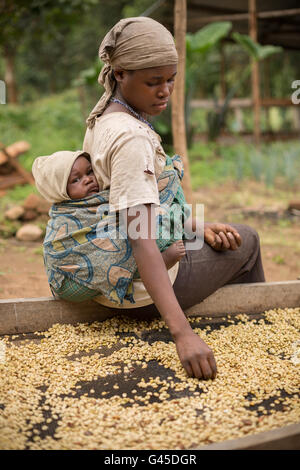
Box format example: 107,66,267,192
0,307,299,450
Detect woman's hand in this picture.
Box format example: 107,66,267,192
174,329,217,380
204,222,242,251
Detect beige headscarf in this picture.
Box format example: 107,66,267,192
86,17,178,129
32,150,90,203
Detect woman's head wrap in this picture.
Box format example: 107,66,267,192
32,150,90,203
86,17,178,129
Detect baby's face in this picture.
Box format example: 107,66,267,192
67,156,99,199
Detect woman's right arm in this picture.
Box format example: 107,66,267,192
124,203,217,380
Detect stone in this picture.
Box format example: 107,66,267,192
21,209,38,221
5,205,25,220
23,193,41,210
36,198,51,214
16,224,43,241
288,201,300,211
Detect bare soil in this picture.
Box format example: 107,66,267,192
0,181,299,299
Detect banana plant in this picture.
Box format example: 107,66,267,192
232,33,282,61
185,22,232,145
206,32,282,141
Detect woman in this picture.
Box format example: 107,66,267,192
83,17,265,380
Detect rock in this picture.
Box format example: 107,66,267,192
23,193,41,210
21,209,38,221
36,198,51,214
288,201,300,211
16,224,43,241
22,193,51,215
5,205,25,220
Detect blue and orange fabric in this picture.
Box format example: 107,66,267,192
43,154,190,305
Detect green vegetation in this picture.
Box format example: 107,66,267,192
272,254,285,265
0,0,134,103
0,89,84,172
1,3,299,210
1,90,299,206
188,140,300,190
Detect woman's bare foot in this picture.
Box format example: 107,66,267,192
161,240,186,270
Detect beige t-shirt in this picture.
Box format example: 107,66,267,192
83,112,179,308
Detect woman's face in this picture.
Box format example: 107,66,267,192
114,64,177,116
67,156,99,200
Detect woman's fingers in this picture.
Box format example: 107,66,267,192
178,333,217,380
192,356,216,380
185,355,217,380
190,360,203,380
210,232,222,250
218,231,230,250
204,228,215,245
208,224,242,251
199,358,213,380
225,225,242,247
226,232,238,250
183,361,194,378
207,354,218,379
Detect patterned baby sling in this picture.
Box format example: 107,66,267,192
43,154,190,305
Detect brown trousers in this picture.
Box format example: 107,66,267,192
120,224,265,316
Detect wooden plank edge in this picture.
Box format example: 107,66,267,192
193,422,300,450
0,281,299,335
185,280,300,316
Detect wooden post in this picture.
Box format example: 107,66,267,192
171,0,193,206
263,57,271,132
3,47,18,104
220,41,226,100
249,0,261,144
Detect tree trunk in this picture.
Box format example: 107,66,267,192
171,0,193,206
3,47,18,104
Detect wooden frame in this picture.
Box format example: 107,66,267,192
187,8,300,25
196,422,300,450
1,280,299,449
1,281,299,335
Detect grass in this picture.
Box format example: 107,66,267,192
188,140,300,190
33,246,44,256
1,184,39,204
272,254,285,265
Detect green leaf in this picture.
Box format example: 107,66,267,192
232,32,282,61
257,45,282,60
232,32,260,60
189,22,232,53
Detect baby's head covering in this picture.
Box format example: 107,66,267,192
32,150,90,203
86,17,178,129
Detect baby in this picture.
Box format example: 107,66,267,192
67,152,185,267
32,150,185,301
